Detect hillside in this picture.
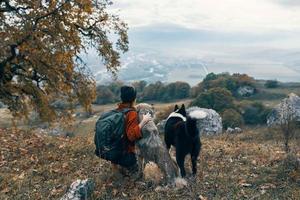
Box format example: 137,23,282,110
1,90,300,199
1,80,300,199
0,126,299,199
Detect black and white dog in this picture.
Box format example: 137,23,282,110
164,104,207,177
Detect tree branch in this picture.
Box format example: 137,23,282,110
0,0,30,13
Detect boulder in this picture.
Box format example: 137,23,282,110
235,127,243,133
0,101,5,109
237,86,255,97
226,127,242,134
226,127,234,134
187,107,222,135
60,179,94,200
267,93,300,126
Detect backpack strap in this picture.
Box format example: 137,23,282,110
120,108,135,114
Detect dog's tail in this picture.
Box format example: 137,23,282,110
189,110,207,120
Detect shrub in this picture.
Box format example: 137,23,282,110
190,87,234,112
242,102,271,125
265,80,279,88
193,72,256,98
222,109,244,129
94,85,116,105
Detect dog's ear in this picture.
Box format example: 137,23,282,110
174,104,179,111
179,104,187,116
181,104,185,110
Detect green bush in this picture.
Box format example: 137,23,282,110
242,102,271,125
190,87,234,112
192,72,256,98
264,80,279,88
222,109,244,129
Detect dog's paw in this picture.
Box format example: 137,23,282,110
174,177,188,189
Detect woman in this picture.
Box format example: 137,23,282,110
113,85,151,173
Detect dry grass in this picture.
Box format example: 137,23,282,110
0,125,299,200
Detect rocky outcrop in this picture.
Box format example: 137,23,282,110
186,107,222,135
237,86,255,97
267,93,300,126
60,179,94,200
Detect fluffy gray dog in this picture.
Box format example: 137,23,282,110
135,103,178,183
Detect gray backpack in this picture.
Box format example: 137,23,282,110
94,108,133,160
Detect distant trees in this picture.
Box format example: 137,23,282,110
265,80,279,88
140,81,165,101
132,81,147,94
94,81,191,104
160,82,191,101
94,86,117,105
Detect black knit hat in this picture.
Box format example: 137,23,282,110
120,86,137,103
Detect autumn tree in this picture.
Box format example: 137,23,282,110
0,0,128,121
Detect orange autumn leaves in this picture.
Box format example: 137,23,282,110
0,0,128,122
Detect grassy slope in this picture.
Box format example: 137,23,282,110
1,84,300,199
0,126,299,200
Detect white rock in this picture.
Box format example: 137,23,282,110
226,127,234,134
267,93,300,126
237,86,255,97
60,179,94,200
187,107,223,135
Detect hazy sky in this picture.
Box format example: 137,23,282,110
89,0,300,82
112,0,300,33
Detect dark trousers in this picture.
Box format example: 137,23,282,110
100,149,137,169
111,152,137,169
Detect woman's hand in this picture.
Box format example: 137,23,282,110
139,112,152,129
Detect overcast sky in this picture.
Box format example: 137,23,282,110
91,0,300,82
112,0,300,33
